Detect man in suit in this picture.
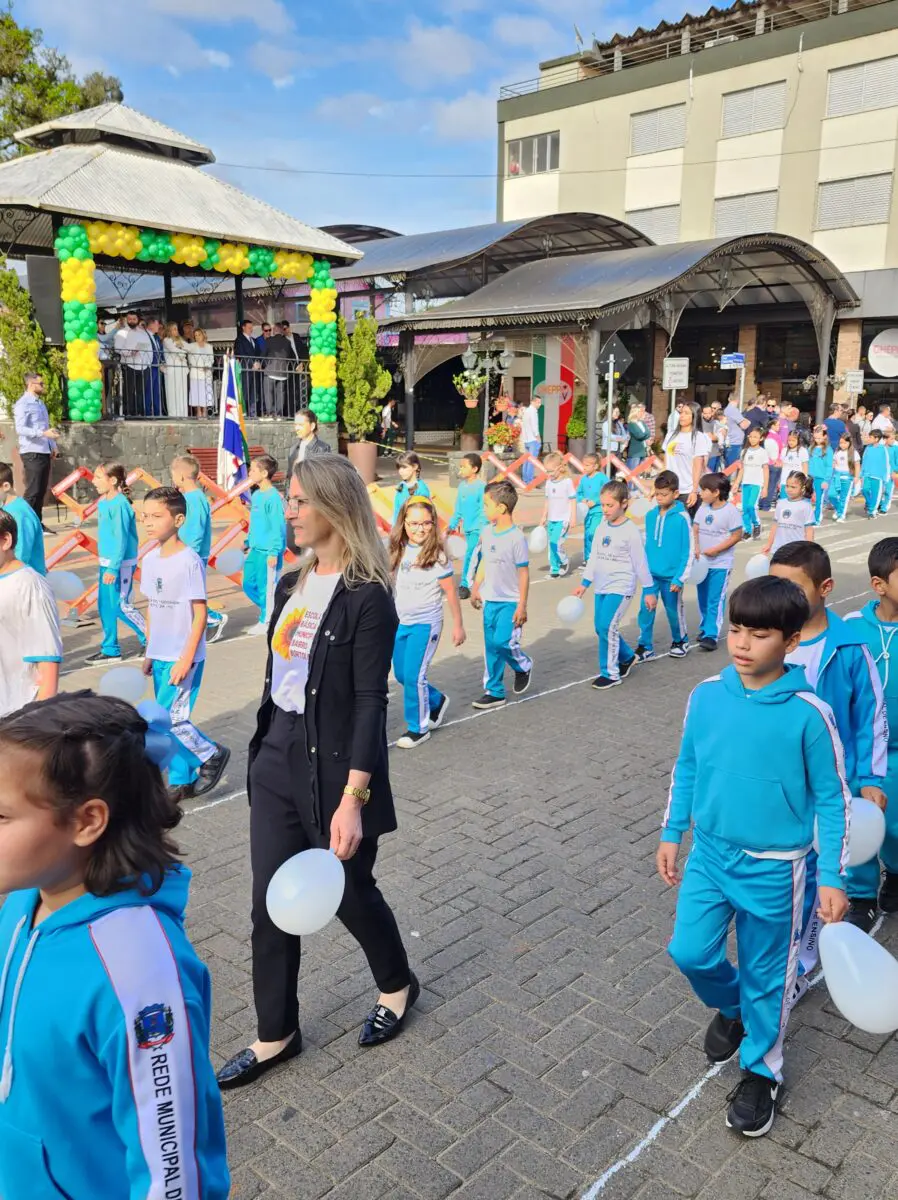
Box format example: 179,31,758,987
279,321,303,416
261,327,295,418
235,319,262,418
145,317,165,417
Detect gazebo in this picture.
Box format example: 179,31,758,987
0,103,361,425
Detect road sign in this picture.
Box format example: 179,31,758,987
720,352,746,369
597,333,633,377
662,357,689,390
844,368,865,394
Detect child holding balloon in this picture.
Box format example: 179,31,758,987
171,454,227,642
447,452,485,599
86,462,146,666
659,575,850,1138
761,472,815,558
634,470,693,662
575,453,609,564
692,473,744,652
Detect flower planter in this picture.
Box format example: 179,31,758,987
463,398,479,409
460,432,481,452
347,440,378,484
567,437,586,460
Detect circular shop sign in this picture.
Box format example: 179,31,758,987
868,328,898,379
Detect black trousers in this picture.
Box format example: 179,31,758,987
21,452,52,520
249,706,411,1041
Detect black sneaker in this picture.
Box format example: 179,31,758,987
634,645,655,663
752,525,762,540
725,1071,778,1137
513,668,531,695
167,783,195,804
192,745,231,797
879,872,898,914
618,657,635,679
430,695,450,728
845,897,877,933
471,694,506,710
704,1012,745,1064
558,561,571,577
591,676,621,690
85,650,121,665
742,532,752,542
668,640,690,658
396,730,431,749
458,586,471,600
698,637,717,651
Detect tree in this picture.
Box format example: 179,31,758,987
337,314,392,442
0,8,123,159
0,257,64,423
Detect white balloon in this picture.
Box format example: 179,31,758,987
557,595,585,624
689,556,710,586
819,921,898,1034
745,553,770,580
47,570,84,602
266,848,346,936
813,796,886,867
98,666,147,705
215,547,245,576
628,495,650,518
447,535,466,560
528,526,548,554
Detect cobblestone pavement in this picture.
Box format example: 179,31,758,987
58,504,898,1200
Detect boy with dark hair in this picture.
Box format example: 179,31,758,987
448,451,485,599
659,576,850,1138
635,469,693,662
0,461,44,574
243,455,286,635
470,480,532,709
693,472,744,652
861,428,890,519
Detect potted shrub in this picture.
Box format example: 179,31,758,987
566,393,588,461
460,402,482,451
454,369,487,409
337,314,392,483
486,421,517,455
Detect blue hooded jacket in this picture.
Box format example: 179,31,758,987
181,488,213,561
97,492,139,572
0,867,229,1200
4,495,45,575
449,478,485,536
248,485,287,555
661,665,850,889
862,443,890,482
643,501,694,592
808,445,833,482
846,601,898,754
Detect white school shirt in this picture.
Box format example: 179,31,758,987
740,446,769,487
663,430,712,494
0,564,63,717
546,477,576,523
786,628,827,689
694,502,744,570
269,570,341,715
781,446,809,476
140,545,207,664
395,545,453,625
832,448,850,474
771,498,815,553
480,525,529,603
582,519,652,595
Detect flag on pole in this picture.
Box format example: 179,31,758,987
218,355,249,492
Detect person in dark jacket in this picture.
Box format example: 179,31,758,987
261,329,296,418
234,319,263,418
286,408,331,480
217,454,416,1091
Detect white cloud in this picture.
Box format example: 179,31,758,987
272,75,295,90
432,90,495,141
201,49,232,69
147,0,294,33
395,20,482,87
247,40,301,82
492,15,559,50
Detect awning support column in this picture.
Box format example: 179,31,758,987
234,274,245,327
809,291,836,426
400,329,416,450
163,268,173,321
586,319,601,454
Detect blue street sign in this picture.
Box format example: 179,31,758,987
720,352,746,369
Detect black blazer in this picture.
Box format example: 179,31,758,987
248,570,399,838
234,332,260,363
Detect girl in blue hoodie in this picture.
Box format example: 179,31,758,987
0,691,229,1200
87,462,146,665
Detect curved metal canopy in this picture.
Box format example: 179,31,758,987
385,234,859,330
333,212,652,298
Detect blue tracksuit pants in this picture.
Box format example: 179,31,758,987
483,600,532,699
740,483,761,534
461,531,481,589
583,511,601,564
811,479,828,524
882,479,895,513
863,477,885,516
97,562,146,657
243,549,283,625
696,567,731,642
393,620,444,734
848,750,898,900
547,520,569,575
594,592,634,681
829,472,854,519
668,829,806,1082
637,579,687,652
151,659,217,787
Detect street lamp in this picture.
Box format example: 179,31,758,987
461,343,513,446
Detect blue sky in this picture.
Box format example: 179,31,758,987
20,0,681,236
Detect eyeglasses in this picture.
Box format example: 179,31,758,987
285,496,308,514
405,519,434,530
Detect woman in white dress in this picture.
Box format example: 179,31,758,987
187,328,214,416
162,321,189,418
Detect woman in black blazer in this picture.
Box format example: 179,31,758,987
217,455,416,1090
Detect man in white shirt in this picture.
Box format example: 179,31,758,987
118,311,154,417
871,405,894,434
520,397,542,485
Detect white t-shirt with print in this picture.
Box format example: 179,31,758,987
480,525,529,603
546,477,576,523
741,446,769,487
786,629,827,688
694,502,744,570
395,545,452,625
0,564,63,718
832,448,850,474
781,446,809,476
772,498,815,553
140,545,207,664
270,570,342,715
663,430,712,493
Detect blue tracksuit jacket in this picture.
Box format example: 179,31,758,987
247,486,287,555
808,446,833,482
862,443,890,481
181,488,213,560
97,492,138,570
643,501,693,593
448,479,485,535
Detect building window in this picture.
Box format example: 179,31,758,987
721,81,787,138
827,56,898,118
714,191,779,237
506,131,560,177
624,205,681,244
815,173,893,229
629,104,686,156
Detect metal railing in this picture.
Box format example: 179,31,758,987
498,0,891,98
94,353,310,421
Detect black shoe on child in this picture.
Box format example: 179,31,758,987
591,675,621,690
192,745,231,798
726,1071,778,1137
618,657,635,680
458,586,471,600
634,645,655,663
704,1012,745,1064
396,730,431,749
668,640,690,658
752,525,762,540
879,872,898,914
85,650,121,665
698,637,718,652
429,695,450,728
844,897,877,933
513,668,531,695
471,693,506,710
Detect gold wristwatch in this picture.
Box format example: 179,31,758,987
343,785,371,805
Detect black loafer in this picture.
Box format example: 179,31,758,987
216,1031,301,1089
358,974,420,1047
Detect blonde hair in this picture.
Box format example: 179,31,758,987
292,456,391,591
171,454,200,480
193,328,207,345
165,322,182,342
544,451,567,474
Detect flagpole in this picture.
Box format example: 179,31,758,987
217,352,230,490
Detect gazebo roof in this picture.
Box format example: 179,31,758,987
15,102,215,165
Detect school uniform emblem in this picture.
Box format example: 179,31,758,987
783,509,791,518
134,1002,174,1050
602,535,611,546
155,577,164,594
704,515,713,525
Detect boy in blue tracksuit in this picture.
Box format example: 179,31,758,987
448,451,485,599
883,429,898,513
771,541,887,962
243,454,286,634
575,453,609,564
172,455,227,641
0,463,44,574
845,538,898,925
635,469,693,661
659,575,850,1138
87,462,147,665
861,429,890,518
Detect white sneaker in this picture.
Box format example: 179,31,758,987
244,621,269,637
207,613,229,644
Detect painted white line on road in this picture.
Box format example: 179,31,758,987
188,788,246,815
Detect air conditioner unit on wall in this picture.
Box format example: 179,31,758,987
704,34,739,47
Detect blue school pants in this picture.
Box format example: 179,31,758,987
637,579,687,653
811,479,828,523
97,562,146,657
740,483,761,534
583,510,601,564
593,592,634,681
668,829,805,1082
863,477,885,516
151,659,217,787
547,520,569,575
882,479,895,513
829,472,854,519
847,750,898,901
696,567,731,642
482,600,532,699
243,549,283,625
461,531,481,589
393,620,444,734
